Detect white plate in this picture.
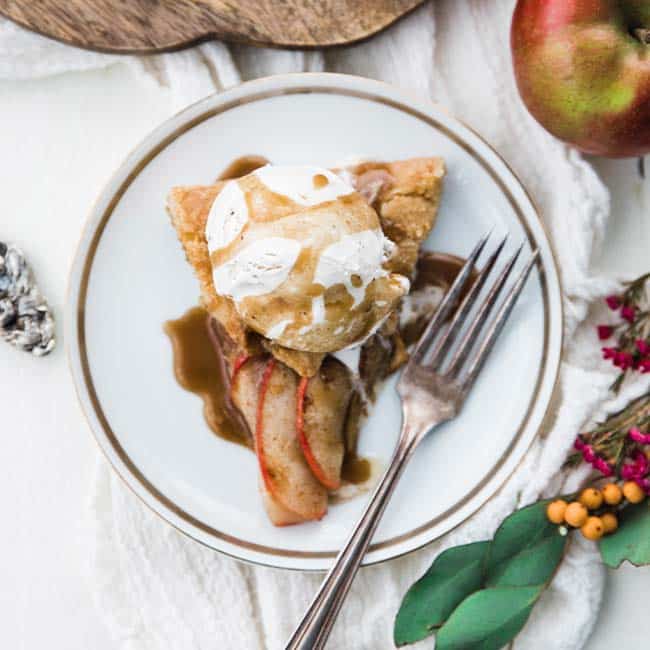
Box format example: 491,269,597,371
66,73,562,571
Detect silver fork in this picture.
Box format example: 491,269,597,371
285,232,539,650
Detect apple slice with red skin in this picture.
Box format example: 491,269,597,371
230,356,310,525
259,480,305,527
296,358,352,490
256,359,328,521
230,355,265,430
231,353,250,382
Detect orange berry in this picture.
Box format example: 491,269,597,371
601,483,622,506
579,488,603,510
546,500,568,524
623,481,646,504
564,501,588,527
581,516,605,541
601,512,618,534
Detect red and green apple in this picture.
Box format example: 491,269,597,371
512,0,650,157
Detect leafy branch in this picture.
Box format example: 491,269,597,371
395,497,650,649
395,270,650,650
394,501,567,649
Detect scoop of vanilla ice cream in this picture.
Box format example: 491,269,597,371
206,164,409,353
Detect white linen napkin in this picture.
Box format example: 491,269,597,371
1,1,631,647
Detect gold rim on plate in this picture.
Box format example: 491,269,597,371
67,75,563,570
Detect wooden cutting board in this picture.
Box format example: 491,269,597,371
0,0,426,53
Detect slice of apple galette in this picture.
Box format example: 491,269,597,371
167,157,445,525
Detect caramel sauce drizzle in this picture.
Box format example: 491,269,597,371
341,455,371,484
313,173,329,189
217,155,268,181
164,307,251,448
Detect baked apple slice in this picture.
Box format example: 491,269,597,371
231,356,307,525
230,356,265,429
259,480,305,527
297,358,352,490
257,359,328,521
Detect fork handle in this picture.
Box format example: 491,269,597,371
285,428,419,650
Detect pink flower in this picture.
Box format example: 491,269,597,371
638,478,650,494
622,452,649,481
621,305,636,323
582,446,595,464
639,358,650,374
573,436,585,451
606,295,621,310
593,457,614,477
636,339,650,355
622,463,638,480
602,347,618,360
614,351,634,370
597,325,613,340
634,451,649,476
629,428,650,444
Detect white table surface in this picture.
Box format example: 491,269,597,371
0,63,648,650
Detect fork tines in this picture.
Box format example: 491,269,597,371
408,232,539,392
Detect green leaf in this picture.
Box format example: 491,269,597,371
488,534,567,588
600,503,650,568
435,585,543,650
393,541,489,646
485,501,567,587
